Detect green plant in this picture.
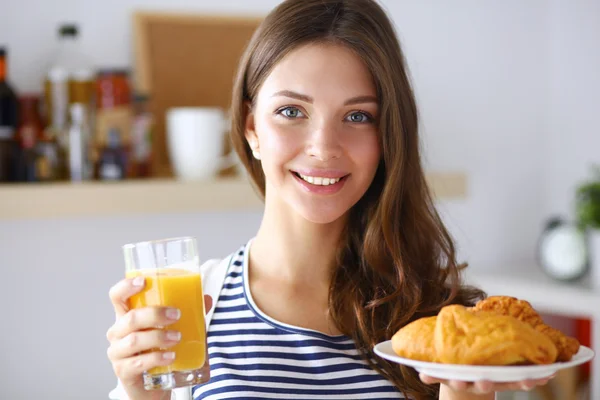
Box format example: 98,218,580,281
576,165,600,230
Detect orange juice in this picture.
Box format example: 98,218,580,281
126,268,206,374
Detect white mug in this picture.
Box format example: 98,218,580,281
166,107,239,181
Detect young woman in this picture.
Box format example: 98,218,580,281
107,1,554,399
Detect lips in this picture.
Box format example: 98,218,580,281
289,169,349,195
291,171,349,186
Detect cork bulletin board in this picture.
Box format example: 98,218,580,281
132,12,263,177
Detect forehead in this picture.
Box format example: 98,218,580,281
258,42,376,99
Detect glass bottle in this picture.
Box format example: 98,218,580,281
94,69,132,172
36,128,65,181
15,95,43,182
67,103,91,181
131,93,153,178
44,24,95,153
0,47,19,182
96,128,127,181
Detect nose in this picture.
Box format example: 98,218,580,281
305,121,342,161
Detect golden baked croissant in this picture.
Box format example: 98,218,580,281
472,296,580,361
390,296,577,366
392,316,437,362
434,305,557,365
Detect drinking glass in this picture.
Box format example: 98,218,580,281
123,236,210,390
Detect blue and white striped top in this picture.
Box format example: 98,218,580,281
192,244,404,399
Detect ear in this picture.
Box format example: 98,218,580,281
244,101,259,150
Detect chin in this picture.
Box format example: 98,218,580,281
292,202,351,225
301,212,345,225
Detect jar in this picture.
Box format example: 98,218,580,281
131,93,153,177
17,95,43,149
96,69,131,109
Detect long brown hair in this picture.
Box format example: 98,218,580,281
230,1,485,398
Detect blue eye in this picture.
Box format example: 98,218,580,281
346,112,372,123
278,107,304,118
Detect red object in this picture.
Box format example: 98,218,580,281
0,54,6,81
16,95,43,149
96,69,131,109
575,318,591,381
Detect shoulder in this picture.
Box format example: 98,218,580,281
200,243,247,278
201,243,249,324
200,256,233,288
200,242,250,289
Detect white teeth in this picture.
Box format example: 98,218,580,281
298,174,341,186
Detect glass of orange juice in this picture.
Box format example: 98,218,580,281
122,236,210,390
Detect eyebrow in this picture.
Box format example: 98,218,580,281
272,90,378,106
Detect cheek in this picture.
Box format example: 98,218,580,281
257,118,302,157
345,132,381,169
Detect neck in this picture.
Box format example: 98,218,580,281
250,184,347,288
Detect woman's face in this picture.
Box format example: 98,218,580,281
246,42,381,224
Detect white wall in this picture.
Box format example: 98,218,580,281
387,1,548,268
0,211,262,399
544,0,600,217
0,0,280,93
0,0,553,267
0,0,597,398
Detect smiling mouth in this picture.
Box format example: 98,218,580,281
291,171,349,186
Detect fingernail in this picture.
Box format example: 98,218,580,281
522,383,534,391
166,308,181,320
132,276,145,287
166,331,181,341
163,352,175,360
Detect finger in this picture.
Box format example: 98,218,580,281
472,380,494,394
113,351,176,386
487,382,528,392
490,376,554,393
492,380,538,392
419,373,443,385
519,379,537,391
530,376,553,388
538,373,556,382
107,329,181,361
108,277,145,318
447,380,469,392
107,306,181,342
204,295,213,314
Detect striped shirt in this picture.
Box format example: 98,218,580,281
192,243,404,399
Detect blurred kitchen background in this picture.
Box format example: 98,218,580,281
0,0,598,399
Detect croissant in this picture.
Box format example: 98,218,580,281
472,296,580,362
434,305,557,365
390,296,571,366
392,316,437,362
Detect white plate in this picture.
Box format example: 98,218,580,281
374,340,595,382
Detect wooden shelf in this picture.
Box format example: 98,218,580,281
0,172,467,220
0,178,262,220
